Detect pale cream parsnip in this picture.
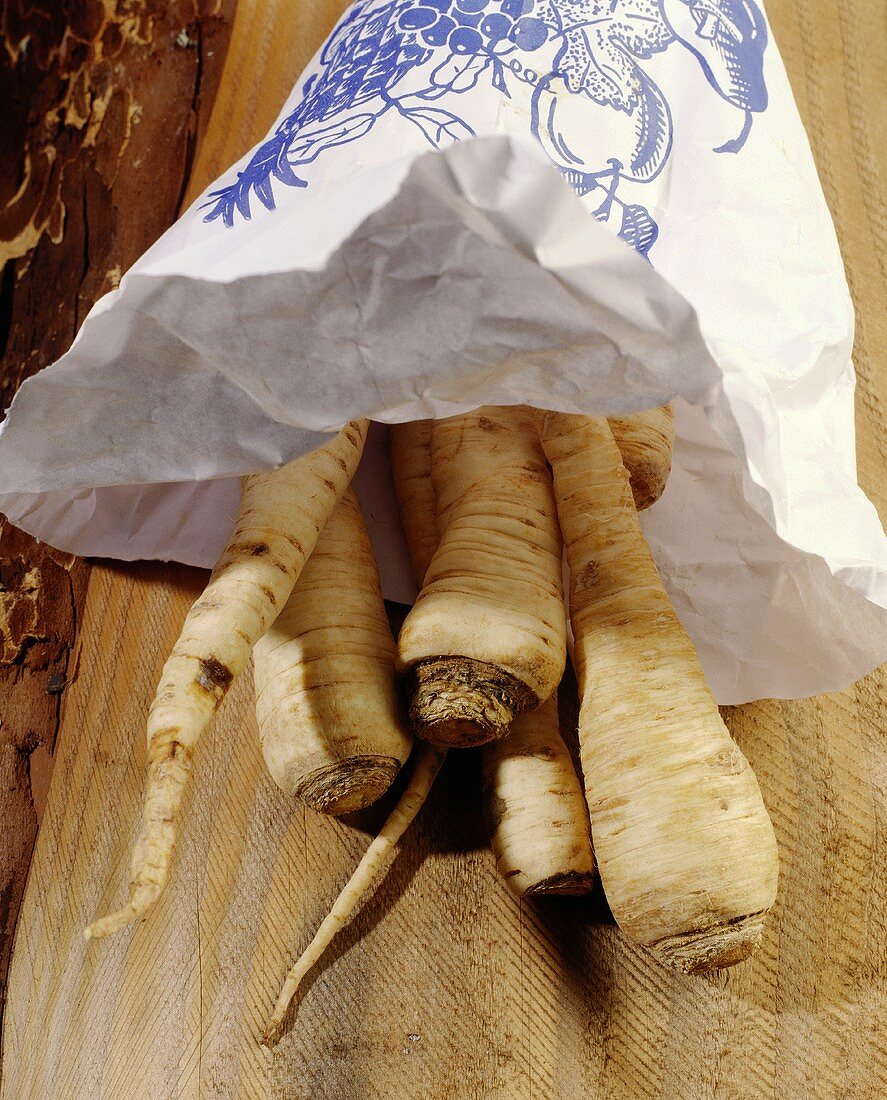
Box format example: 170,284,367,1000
609,405,675,511
253,488,411,815
482,695,596,897
391,415,595,897
390,420,438,587
397,406,568,747
537,410,779,972
85,419,369,939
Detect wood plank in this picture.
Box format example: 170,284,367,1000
0,0,236,1043
2,0,885,1097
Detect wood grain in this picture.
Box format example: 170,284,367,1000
0,0,235,1044
2,0,885,1097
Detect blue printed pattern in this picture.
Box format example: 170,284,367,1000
203,0,768,258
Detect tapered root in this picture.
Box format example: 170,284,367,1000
85,422,369,940
536,411,778,971
407,656,537,747
262,744,445,1046
85,739,192,939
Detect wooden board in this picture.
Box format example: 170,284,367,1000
0,0,236,1038
2,0,886,1097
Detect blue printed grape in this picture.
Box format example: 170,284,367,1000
449,25,484,53
398,6,439,31
399,0,548,59
420,12,456,44
453,7,483,27
500,0,534,19
480,12,512,41
509,15,548,50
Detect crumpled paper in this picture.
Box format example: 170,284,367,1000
1,0,885,704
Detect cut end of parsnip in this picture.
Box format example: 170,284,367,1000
406,656,536,747
296,755,403,816
608,405,675,512
651,909,769,974
624,454,670,512
523,870,597,898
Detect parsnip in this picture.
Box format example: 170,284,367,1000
482,694,595,896
389,407,673,587
390,420,438,586
397,407,567,747
85,421,368,939
391,417,594,895
608,404,675,511
536,411,778,972
481,404,669,893
263,743,445,1045
253,488,411,814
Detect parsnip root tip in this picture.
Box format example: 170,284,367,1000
83,892,158,940
263,744,444,1042
260,1022,283,1050
407,657,536,747
651,910,768,974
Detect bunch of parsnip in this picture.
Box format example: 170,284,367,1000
85,404,778,1045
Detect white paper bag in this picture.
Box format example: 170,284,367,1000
1,0,885,703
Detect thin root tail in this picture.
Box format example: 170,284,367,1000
261,744,445,1042
84,881,163,940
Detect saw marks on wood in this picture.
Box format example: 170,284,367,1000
2,564,884,1099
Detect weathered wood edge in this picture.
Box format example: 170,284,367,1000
0,0,237,1062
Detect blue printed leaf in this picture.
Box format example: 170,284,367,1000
253,175,276,211
234,182,253,221
203,4,416,227
201,130,309,225
272,156,302,187
618,201,659,257
201,191,237,228
401,105,476,148
288,113,377,163
628,69,671,179
491,59,510,94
